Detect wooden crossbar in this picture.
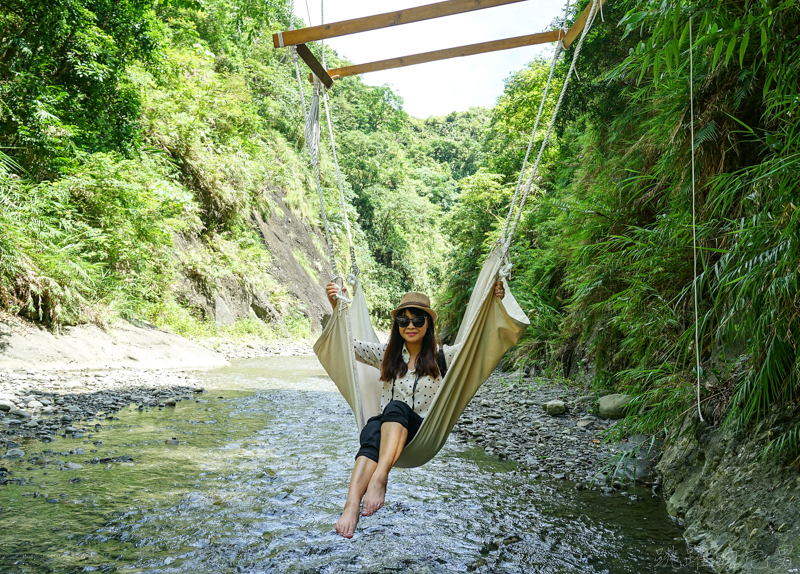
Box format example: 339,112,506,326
323,30,563,80
295,44,334,88
283,0,609,83
272,0,527,48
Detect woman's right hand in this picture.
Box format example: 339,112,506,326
326,282,344,309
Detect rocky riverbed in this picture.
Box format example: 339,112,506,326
1,355,654,496
0,368,203,459
454,372,658,494
207,339,316,360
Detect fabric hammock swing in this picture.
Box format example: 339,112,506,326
282,0,602,468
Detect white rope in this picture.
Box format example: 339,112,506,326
562,0,573,31
322,88,359,277
501,42,563,245
292,47,338,275
503,0,600,254
689,16,704,423
313,0,357,278
305,78,321,161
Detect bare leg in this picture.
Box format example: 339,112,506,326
335,455,377,538
362,421,408,516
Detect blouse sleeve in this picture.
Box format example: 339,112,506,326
442,342,462,368
353,340,386,369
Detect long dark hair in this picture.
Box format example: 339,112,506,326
380,308,440,382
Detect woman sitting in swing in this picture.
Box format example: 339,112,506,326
325,281,505,538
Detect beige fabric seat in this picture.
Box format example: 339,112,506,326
314,247,529,468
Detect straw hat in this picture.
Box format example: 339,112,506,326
390,292,438,323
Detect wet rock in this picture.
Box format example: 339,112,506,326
8,408,31,420
0,400,14,412
598,394,632,419
543,400,567,416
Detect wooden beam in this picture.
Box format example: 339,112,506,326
295,43,334,88
273,0,527,48
323,30,563,79
562,0,607,49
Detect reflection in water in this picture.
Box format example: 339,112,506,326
0,356,712,573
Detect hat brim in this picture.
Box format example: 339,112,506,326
390,302,438,323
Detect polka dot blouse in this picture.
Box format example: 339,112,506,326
353,340,461,418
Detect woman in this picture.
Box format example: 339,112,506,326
325,281,505,538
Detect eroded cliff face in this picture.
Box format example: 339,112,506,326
173,189,332,332
657,410,800,573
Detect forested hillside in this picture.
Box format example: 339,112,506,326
438,0,800,459
0,0,475,335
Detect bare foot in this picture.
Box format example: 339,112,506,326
361,472,387,516
335,502,360,538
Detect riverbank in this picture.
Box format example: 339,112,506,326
454,373,657,494
657,410,800,574
0,313,228,371
0,321,315,450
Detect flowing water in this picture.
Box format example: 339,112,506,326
0,357,714,573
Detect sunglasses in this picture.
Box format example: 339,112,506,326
395,315,427,329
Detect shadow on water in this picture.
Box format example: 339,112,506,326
0,356,714,573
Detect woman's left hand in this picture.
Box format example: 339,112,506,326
494,280,505,299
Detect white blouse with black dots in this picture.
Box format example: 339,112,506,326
352,340,460,418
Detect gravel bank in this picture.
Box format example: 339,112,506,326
454,372,659,493
208,339,316,360
0,368,204,452
0,341,313,452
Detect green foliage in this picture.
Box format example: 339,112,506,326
437,170,510,335
484,59,563,181
0,0,162,177
415,108,489,181
323,77,481,320
440,0,800,460
0,151,189,324
0,0,473,342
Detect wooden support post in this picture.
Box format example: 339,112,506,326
295,44,334,88
323,30,562,80
273,0,526,48
562,0,607,48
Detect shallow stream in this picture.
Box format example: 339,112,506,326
0,357,713,573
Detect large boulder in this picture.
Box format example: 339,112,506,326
598,394,633,419
542,400,567,416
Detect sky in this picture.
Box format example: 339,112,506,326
293,0,570,118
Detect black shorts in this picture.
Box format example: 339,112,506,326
355,400,423,463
